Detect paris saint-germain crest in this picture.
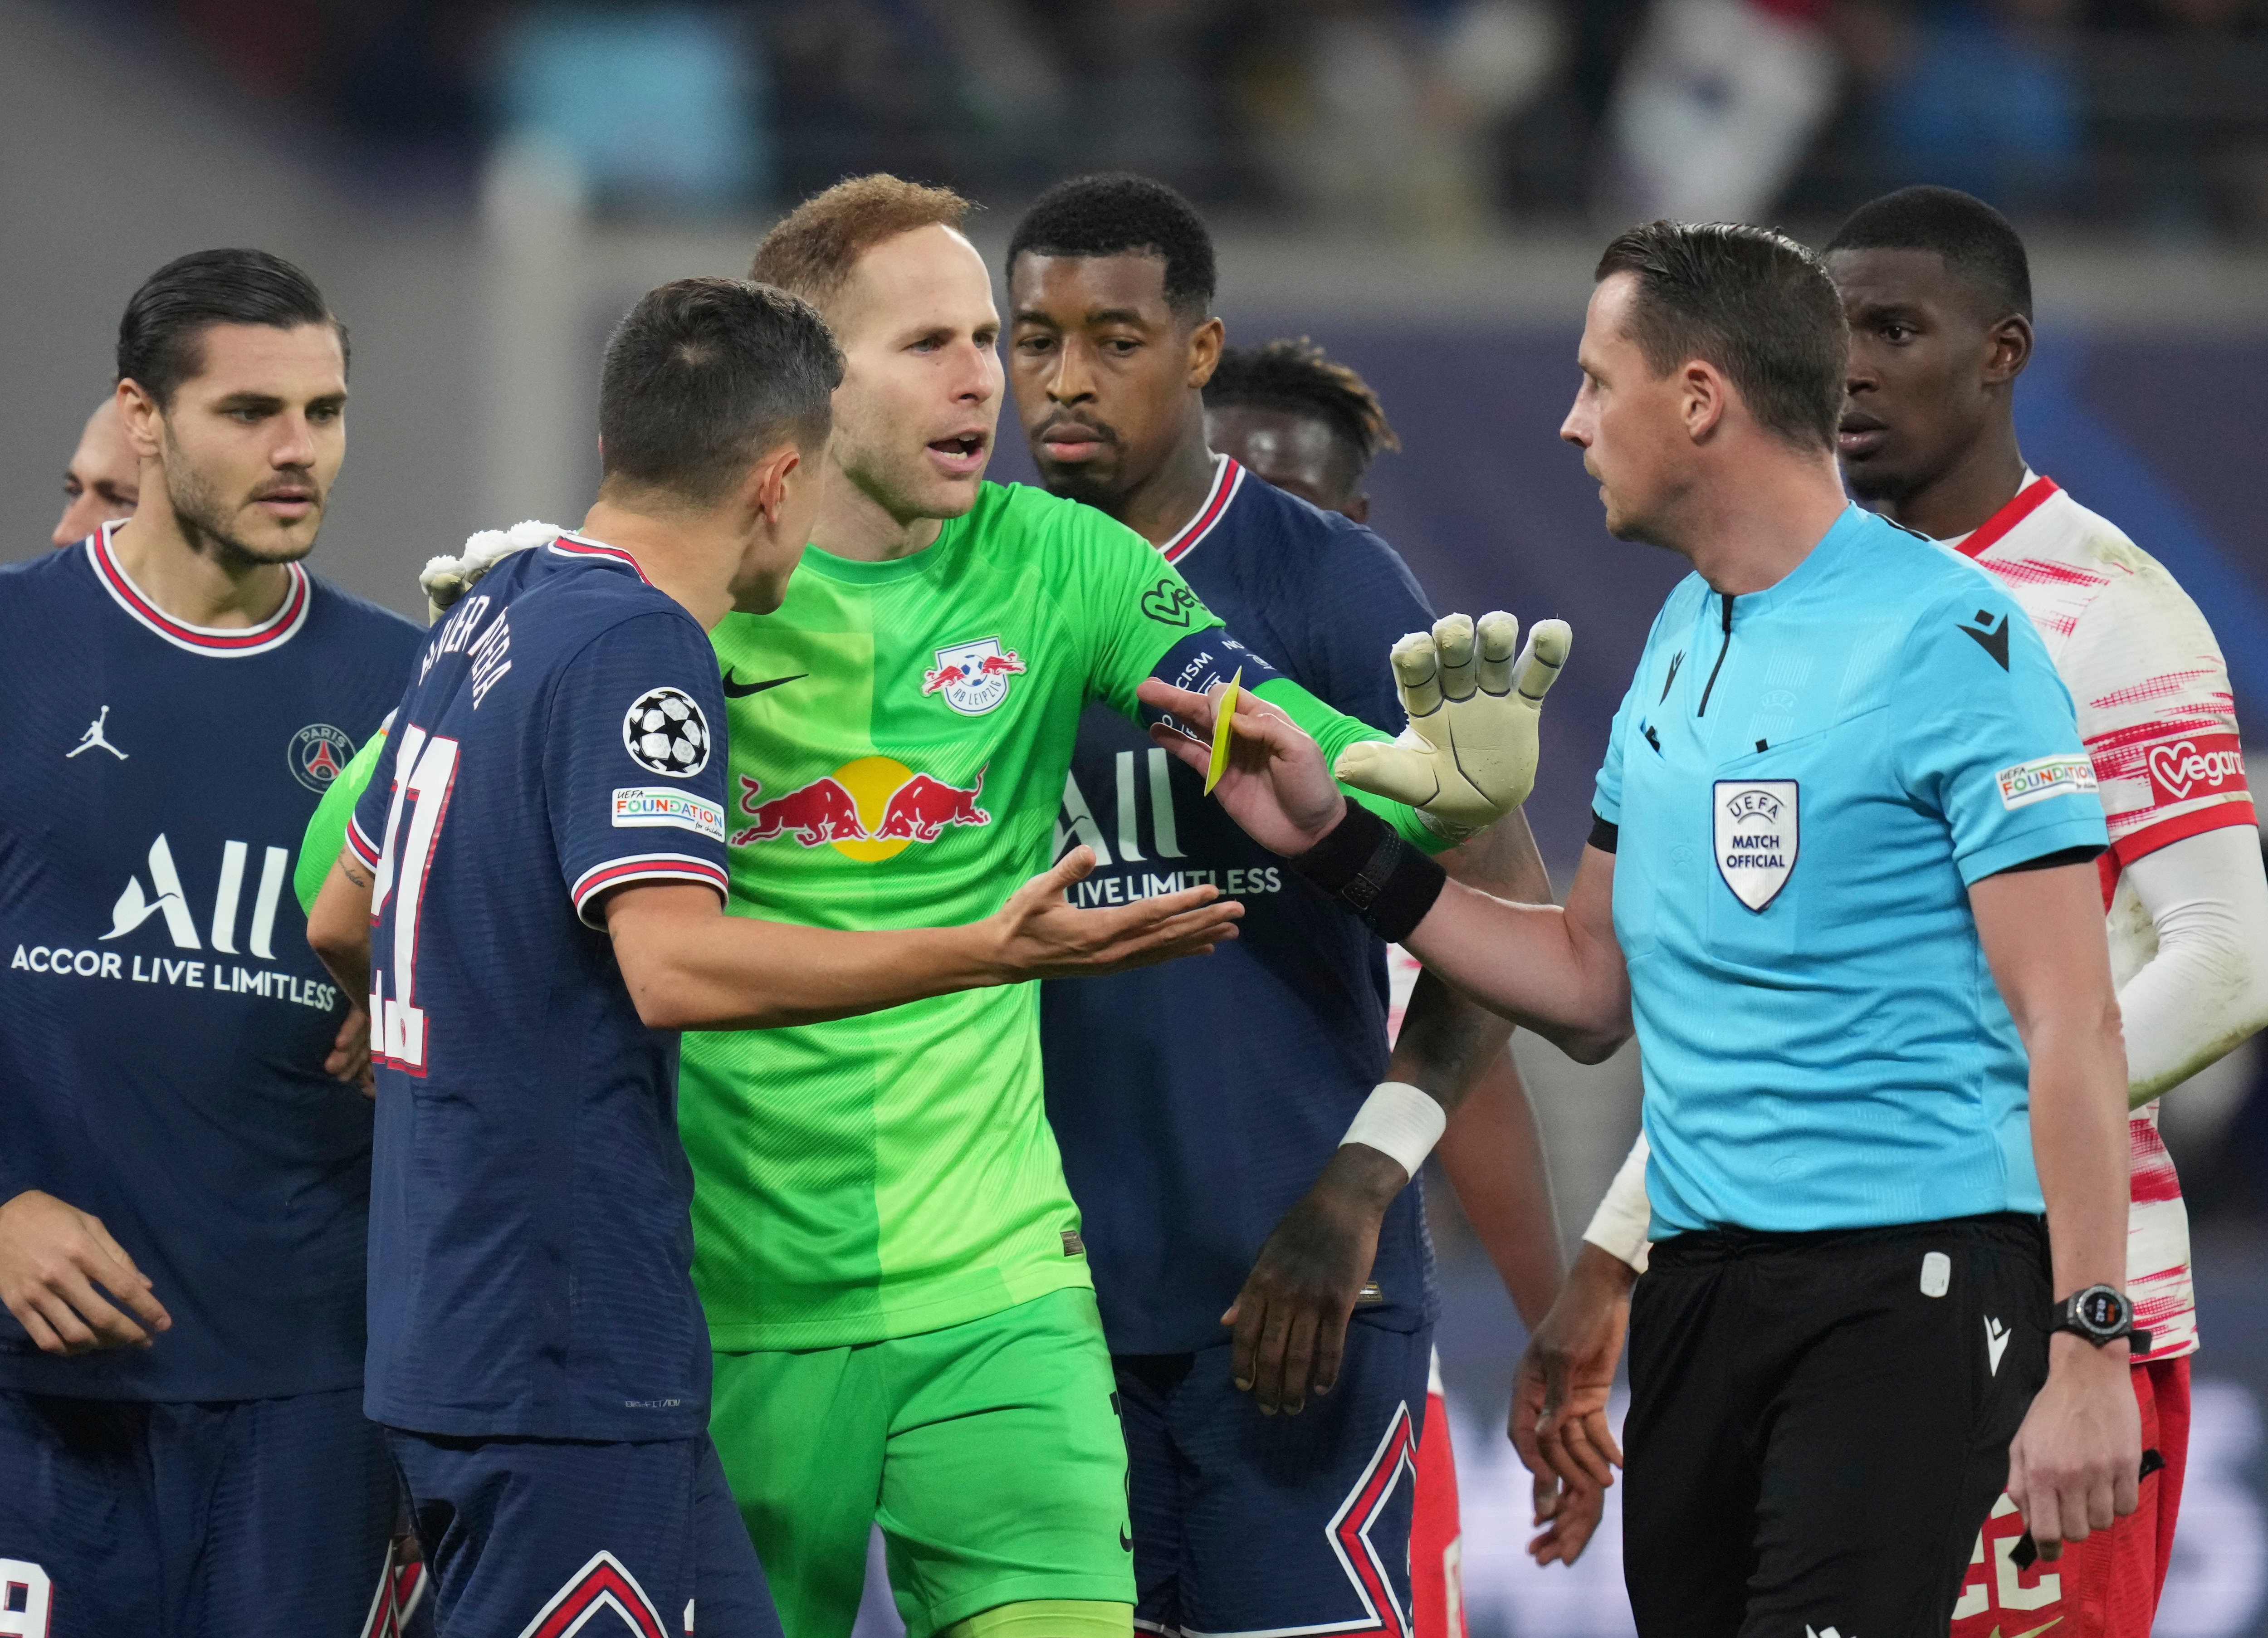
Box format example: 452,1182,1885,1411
1714,779,1797,911
289,723,355,793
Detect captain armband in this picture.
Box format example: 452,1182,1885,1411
1285,802,1446,944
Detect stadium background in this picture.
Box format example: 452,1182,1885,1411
2,0,2262,1628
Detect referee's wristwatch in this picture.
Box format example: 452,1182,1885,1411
2049,1284,2150,1355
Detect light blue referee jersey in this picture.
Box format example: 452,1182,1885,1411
1593,505,2109,1238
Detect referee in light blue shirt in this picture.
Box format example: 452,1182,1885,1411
1141,221,2144,1636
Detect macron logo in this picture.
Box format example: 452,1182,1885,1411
1986,1316,2011,1377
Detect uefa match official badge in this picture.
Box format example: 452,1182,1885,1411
288,724,355,792
921,637,1026,715
1714,779,1798,910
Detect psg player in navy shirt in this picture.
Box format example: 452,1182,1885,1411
1008,176,1569,1638
304,278,1241,1638
0,250,424,1634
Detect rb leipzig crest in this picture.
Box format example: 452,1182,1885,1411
1714,779,1798,911
922,638,1026,715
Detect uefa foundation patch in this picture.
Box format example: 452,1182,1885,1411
611,787,725,841
1994,754,2097,811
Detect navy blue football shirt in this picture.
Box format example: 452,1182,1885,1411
0,523,421,1399
1041,457,1442,1354
347,534,730,1442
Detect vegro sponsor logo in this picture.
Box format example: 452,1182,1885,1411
2145,731,2247,804
1995,753,2098,812
733,758,988,861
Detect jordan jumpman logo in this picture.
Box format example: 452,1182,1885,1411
68,705,127,760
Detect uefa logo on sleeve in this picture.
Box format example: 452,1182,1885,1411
288,724,356,792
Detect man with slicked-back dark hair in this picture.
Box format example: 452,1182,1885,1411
1140,219,2142,1634
0,248,425,1634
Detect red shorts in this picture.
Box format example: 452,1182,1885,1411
1413,1362,1466,1638
1951,1354,2190,1638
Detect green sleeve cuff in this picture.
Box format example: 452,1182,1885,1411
1249,677,1446,856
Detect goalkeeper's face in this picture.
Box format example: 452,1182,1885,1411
130,320,346,569
823,225,1003,528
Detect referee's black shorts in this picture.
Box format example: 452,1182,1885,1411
1623,1212,2050,1637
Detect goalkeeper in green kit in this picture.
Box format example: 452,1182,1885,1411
677,173,1568,1638
303,178,1569,1638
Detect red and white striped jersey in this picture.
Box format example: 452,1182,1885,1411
1952,474,2256,1362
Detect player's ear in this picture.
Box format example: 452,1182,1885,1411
1186,316,1225,391
748,440,802,527
116,379,163,460
1986,313,2033,388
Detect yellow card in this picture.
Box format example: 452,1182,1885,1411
1204,668,1243,796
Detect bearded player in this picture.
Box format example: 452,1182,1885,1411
0,250,423,1634
673,176,1560,1638
1516,191,2268,1628
1003,175,1580,1638
1203,335,1607,1590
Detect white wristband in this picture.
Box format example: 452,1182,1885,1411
1340,1081,1447,1179
1583,1132,1653,1273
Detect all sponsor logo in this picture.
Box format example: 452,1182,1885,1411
621,687,711,776
733,758,988,860
7,832,339,1011
611,787,724,841
1994,753,2098,812
1713,780,1798,911
289,723,356,792
2144,730,2247,804
920,637,1026,715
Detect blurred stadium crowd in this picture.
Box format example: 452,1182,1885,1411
103,0,2268,235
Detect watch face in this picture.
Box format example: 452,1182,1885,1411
2078,1287,2126,1332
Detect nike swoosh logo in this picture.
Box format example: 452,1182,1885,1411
721,670,806,699
1997,1618,2064,1638
1119,1525,1133,1552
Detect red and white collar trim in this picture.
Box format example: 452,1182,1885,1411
1160,455,1245,565
1949,472,2059,560
547,532,653,583
86,520,311,657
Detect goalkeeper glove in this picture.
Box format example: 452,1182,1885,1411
1332,611,1571,840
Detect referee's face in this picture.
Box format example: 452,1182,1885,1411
1563,274,1689,546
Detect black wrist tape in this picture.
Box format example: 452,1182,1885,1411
1288,804,1447,944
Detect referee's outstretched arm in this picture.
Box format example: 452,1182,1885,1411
1970,860,2143,1559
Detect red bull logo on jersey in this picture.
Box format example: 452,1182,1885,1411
289,723,356,793
920,637,1026,716
733,758,989,861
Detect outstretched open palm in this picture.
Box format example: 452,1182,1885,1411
1136,679,1345,856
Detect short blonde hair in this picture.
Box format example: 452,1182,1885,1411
750,175,974,316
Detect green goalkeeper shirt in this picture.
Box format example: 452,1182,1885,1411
684,480,1432,1351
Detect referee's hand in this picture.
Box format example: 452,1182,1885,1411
2006,1335,2143,1559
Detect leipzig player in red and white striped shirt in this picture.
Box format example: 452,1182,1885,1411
1513,186,2268,1632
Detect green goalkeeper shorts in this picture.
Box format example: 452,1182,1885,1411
710,1286,1134,1638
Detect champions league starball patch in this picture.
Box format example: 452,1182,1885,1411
621,686,711,776
288,723,355,792
1714,779,1798,910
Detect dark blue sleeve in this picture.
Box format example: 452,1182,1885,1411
1283,523,1437,738
547,612,732,928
